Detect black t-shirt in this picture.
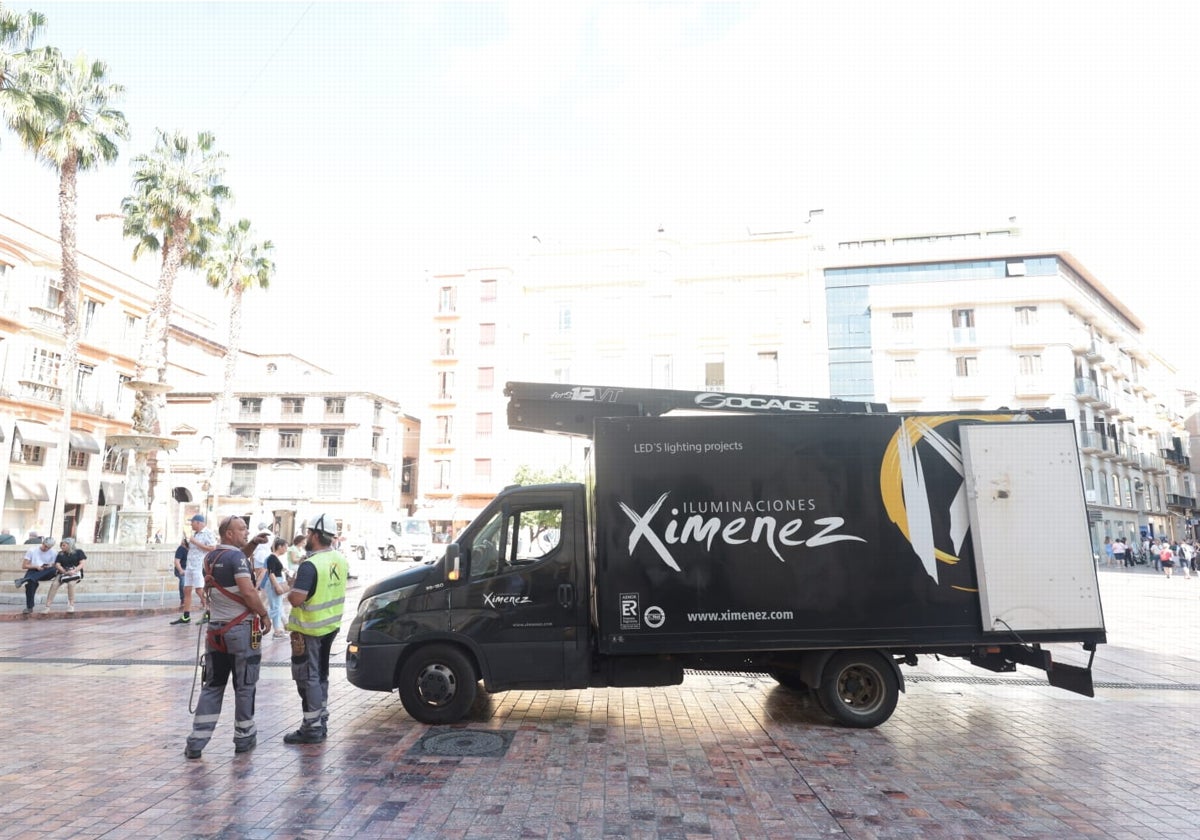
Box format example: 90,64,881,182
56,549,87,570
266,555,284,577
174,543,188,567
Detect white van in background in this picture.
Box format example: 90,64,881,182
379,518,432,562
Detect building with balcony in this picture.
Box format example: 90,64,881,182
418,267,519,536
1,213,423,548
0,212,226,541
832,239,1194,549
164,352,420,547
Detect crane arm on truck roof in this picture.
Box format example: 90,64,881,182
505,381,888,438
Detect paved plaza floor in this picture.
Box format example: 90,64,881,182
3,563,1200,839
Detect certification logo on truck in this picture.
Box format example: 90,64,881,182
619,592,640,630
619,593,666,630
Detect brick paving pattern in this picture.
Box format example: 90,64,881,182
3,565,1200,838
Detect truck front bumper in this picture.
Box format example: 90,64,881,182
345,640,408,693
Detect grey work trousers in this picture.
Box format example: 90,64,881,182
291,629,337,736
186,621,260,752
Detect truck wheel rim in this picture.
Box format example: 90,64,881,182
836,664,884,713
416,663,457,706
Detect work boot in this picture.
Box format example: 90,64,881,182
184,746,202,759
170,614,191,625
234,735,257,754
283,729,326,744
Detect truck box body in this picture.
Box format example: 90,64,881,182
590,413,1104,655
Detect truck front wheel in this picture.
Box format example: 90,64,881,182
385,545,397,560
397,644,477,725
816,651,898,728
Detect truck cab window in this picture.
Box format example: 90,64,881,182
468,505,563,581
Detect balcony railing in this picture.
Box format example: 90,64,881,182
1079,430,1117,458
1166,494,1196,509
949,327,978,347
1139,452,1166,473
18,380,63,404
27,305,65,329
1074,378,1099,402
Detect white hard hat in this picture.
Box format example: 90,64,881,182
306,512,337,537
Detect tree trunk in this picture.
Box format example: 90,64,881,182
210,280,244,516
52,155,80,539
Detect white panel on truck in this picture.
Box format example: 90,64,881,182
961,422,1104,634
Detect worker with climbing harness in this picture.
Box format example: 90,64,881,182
183,515,272,760
283,512,348,745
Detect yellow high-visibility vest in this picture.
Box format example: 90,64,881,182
286,549,347,636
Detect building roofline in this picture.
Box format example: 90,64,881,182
825,248,1144,333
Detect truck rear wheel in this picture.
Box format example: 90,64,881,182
398,644,477,725
815,651,898,728
385,545,397,560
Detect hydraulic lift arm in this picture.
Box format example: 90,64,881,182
505,381,887,439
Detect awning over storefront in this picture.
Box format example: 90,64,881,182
99,480,124,506
69,430,102,454
14,420,57,448
65,479,92,505
7,477,49,501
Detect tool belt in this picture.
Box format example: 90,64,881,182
206,612,253,654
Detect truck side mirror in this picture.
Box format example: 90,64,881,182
445,543,461,581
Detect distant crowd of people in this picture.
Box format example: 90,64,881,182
1102,535,1199,578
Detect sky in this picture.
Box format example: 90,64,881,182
3,1,1199,401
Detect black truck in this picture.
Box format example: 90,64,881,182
346,382,1105,727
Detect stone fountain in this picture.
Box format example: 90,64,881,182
107,379,178,545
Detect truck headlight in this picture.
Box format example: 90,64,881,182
358,585,418,616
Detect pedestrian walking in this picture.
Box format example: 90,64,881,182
1113,538,1128,568
172,534,188,609
15,536,58,613
42,538,86,613
172,514,215,625
183,515,271,760
1160,543,1176,578
1103,537,1114,567
283,512,348,745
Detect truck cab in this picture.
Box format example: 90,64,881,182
347,484,592,723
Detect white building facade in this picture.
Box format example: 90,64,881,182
420,222,1197,552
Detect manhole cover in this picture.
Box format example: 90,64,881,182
409,729,514,758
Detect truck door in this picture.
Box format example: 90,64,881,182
448,489,586,689
961,422,1105,633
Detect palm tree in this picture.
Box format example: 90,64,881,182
5,49,128,538
202,218,275,509
120,130,227,537
0,3,46,85
0,4,50,149
121,129,228,429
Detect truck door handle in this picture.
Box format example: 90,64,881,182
558,583,574,608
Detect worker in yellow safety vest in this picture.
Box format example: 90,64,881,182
283,512,348,744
